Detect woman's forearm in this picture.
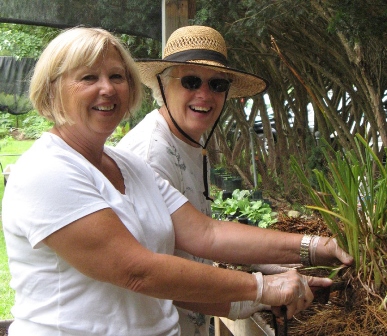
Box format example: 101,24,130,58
173,203,303,265
125,251,257,304
173,203,353,268
209,220,303,264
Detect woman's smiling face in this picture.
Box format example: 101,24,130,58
164,65,228,142
59,45,130,140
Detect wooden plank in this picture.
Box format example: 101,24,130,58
215,313,275,336
214,316,233,336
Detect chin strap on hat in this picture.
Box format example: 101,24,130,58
157,74,228,201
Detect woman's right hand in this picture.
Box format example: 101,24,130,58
253,269,332,318
310,236,354,266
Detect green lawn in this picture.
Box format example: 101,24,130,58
0,225,13,320
0,139,35,320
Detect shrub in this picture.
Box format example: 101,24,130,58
21,111,53,139
211,189,277,228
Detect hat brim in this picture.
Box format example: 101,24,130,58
135,59,269,98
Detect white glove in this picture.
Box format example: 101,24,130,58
228,301,270,320
251,264,302,275
310,236,353,266
253,269,332,318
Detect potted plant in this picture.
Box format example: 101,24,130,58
211,189,277,228
238,199,277,228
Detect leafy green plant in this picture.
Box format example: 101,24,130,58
0,113,14,130
239,200,277,228
106,122,130,146
21,111,53,139
291,134,387,301
0,24,59,59
211,189,277,228
211,189,250,217
0,135,12,151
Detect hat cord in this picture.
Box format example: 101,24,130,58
156,74,228,201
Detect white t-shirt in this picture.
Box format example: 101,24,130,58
2,132,188,336
117,110,212,336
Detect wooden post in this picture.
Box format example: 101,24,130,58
161,0,196,51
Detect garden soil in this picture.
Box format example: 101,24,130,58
262,208,387,336
0,322,9,336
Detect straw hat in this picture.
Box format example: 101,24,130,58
136,25,269,98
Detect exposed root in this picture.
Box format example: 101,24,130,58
283,291,387,335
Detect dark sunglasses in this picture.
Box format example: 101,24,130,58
169,75,232,93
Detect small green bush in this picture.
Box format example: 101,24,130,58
211,189,277,228
21,111,53,139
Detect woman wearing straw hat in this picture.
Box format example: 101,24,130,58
117,26,348,335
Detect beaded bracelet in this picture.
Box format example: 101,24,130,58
300,235,313,267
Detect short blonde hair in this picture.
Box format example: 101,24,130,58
29,27,143,125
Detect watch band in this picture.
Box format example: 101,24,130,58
300,235,313,267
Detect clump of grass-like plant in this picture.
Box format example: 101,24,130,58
291,134,387,308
